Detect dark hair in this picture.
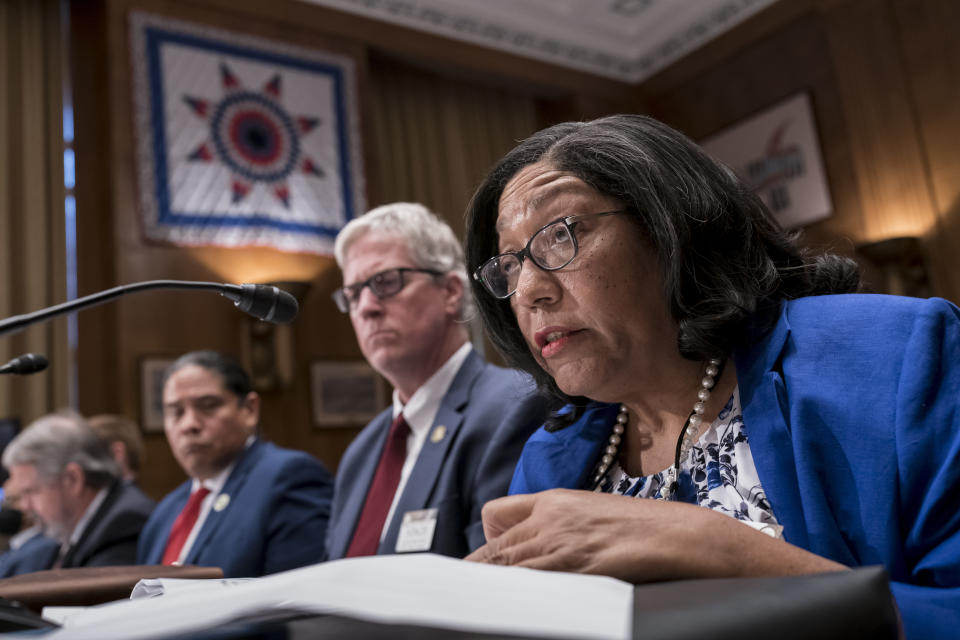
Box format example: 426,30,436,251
465,114,859,410
163,350,253,401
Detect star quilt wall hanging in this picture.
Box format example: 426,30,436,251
130,12,366,255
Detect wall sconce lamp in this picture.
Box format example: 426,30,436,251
242,280,311,391
855,237,931,299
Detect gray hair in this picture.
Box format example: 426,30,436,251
2,410,120,489
334,202,475,321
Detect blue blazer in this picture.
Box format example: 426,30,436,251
0,480,154,577
0,532,59,578
510,295,960,640
325,350,551,560
137,440,333,578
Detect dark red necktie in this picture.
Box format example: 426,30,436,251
346,413,410,557
162,487,211,565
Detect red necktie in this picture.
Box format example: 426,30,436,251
162,487,211,565
346,413,410,557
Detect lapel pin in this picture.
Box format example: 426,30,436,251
213,493,230,512
430,425,447,443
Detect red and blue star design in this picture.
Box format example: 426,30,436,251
182,63,325,208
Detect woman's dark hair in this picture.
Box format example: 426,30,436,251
465,114,859,410
163,350,253,401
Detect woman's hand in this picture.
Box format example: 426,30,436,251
465,489,847,582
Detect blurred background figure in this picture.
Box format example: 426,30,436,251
137,350,333,577
0,476,43,553
0,474,59,578
1,411,155,576
88,414,145,485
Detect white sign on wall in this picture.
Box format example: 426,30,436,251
701,92,832,229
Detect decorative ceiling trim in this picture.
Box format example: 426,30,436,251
303,0,778,83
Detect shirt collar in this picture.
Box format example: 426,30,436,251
68,486,110,547
393,342,472,437
190,435,256,494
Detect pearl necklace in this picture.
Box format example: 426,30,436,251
589,358,724,498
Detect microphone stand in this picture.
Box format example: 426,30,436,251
0,280,293,339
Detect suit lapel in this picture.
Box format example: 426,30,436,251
734,304,808,549
329,410,393,559
62,481,121,568
378,353,482,553
185,441,262,565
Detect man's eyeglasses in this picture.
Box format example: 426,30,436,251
332,267,442,313
473,209,629,299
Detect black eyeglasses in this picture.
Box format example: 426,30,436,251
473,209,629,299
332,267,442,313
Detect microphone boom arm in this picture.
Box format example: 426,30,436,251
0,280,273,339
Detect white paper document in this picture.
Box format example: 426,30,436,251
41,554,633,639
129,577,256,599
38,607,89,627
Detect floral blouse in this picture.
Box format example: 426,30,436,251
598,387,783,538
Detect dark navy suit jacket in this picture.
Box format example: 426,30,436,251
325,350,551,560
137,440,333,578
0,480,154,577
510,295,960,640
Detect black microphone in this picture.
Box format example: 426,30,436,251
219,284,299,324
0,280,299,339
0,353,49,375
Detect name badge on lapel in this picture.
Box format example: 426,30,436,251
394,508,438,553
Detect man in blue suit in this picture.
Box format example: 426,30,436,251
137,351,333,578
325,203,550,560
1,411,155,576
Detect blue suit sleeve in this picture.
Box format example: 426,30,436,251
889,298,960,637
464,380,552,551
0,535,59,578
262,454,334,575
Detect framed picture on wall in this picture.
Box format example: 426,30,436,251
140,357,176,433
309,361,387,427
700,92,833,229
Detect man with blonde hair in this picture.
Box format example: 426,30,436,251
1,411,154,575
325,202,549,559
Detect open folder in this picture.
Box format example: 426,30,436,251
45,554,634,640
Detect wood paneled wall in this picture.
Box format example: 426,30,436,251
69,0,960,499
889,0,960,301
641,0,959,303
0,0,69,423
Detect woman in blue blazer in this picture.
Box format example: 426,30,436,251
462,114,959,639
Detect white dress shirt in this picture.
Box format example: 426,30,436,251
381,342,472,539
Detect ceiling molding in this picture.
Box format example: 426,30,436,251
300,0,780,83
